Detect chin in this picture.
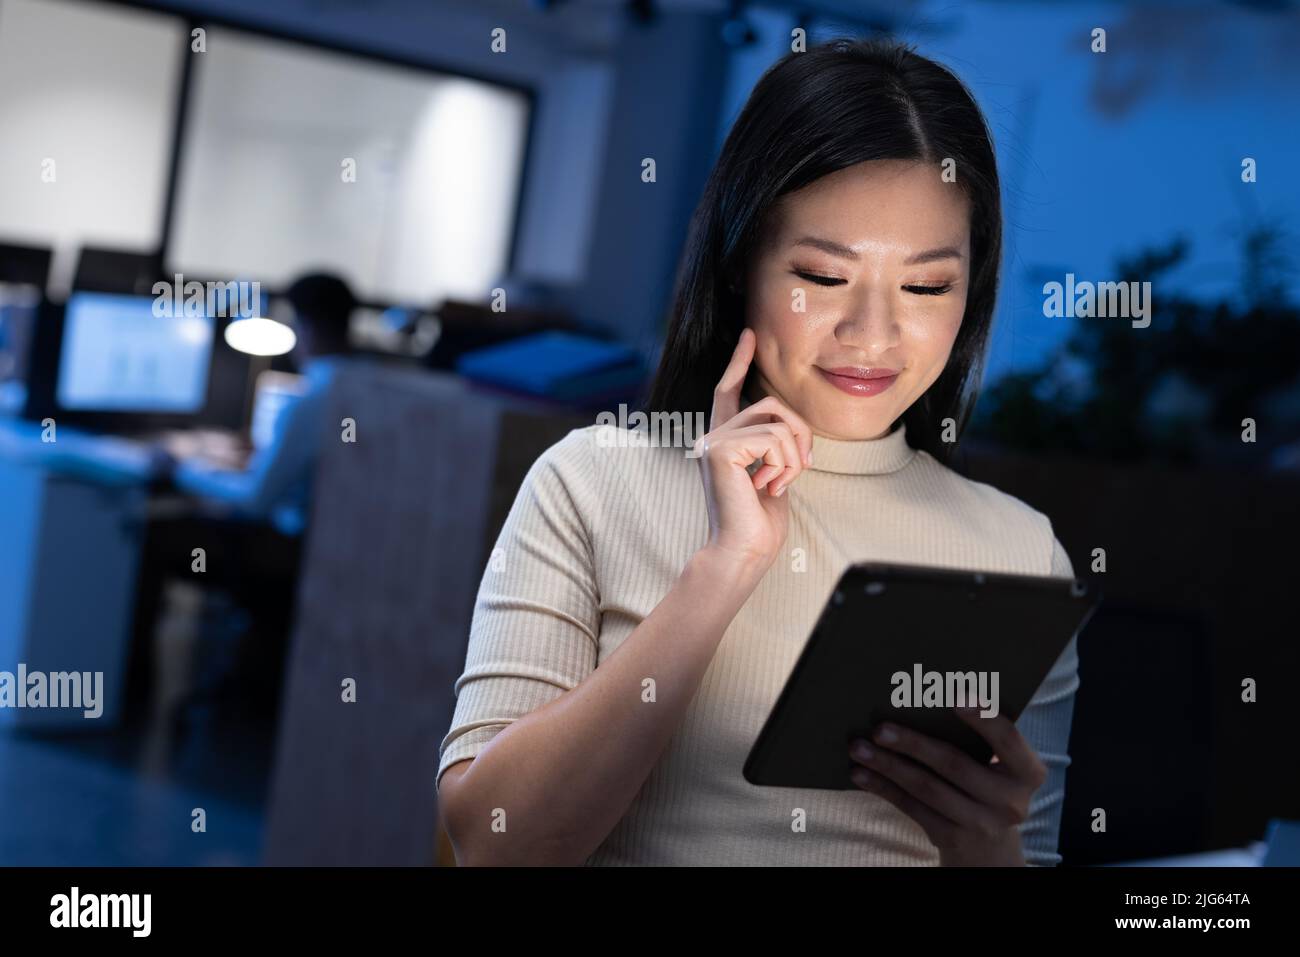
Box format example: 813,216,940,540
793,390,892,437
803,403,897,441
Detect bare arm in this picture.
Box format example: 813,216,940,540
438,545,767,866
438,328,812,866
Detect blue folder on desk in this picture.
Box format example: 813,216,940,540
456,331,642,403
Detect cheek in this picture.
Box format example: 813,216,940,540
752,330,788,383
903,295,966,356
937,297,967,354
749,281,792,335
749,290,815,366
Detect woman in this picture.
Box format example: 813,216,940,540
437,36,1079,866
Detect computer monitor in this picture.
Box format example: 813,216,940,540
56,292,214,414
0,283,40,414
249,370,307,451
0,282,40,379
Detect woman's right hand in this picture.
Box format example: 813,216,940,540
694,327,814,572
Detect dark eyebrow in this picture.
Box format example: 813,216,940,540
791,235,965,266
904,245,965,266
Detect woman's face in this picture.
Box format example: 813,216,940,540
741,159,972,441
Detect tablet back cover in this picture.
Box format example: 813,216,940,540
743,562,1101,790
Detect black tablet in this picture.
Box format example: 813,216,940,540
743,562,1102,790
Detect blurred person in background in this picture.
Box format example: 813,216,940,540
126,272,361,722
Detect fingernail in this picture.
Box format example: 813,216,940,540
875,725,898,744
773,483,786,497
851,768,871,787
852,740,874,761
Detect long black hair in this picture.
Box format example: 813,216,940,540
643,36,1002,466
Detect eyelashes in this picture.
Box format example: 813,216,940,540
794,271,844,287
792,270,954,296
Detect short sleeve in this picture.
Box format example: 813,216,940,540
1015,530,1081,866
436,428,602,791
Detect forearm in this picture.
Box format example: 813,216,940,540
443,546,768,866
174,462,262,511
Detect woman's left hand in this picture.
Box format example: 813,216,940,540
847,707,1047,866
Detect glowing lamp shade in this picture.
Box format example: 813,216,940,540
223,317,296,357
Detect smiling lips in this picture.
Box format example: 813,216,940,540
816,365,900,397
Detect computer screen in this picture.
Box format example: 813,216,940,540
0,282,40,380
249,369,307,451
56,291,214,413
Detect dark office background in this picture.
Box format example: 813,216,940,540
0,0,1297,867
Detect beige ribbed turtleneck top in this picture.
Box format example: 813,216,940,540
437,416,1079,866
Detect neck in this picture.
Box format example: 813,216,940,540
736,389,915,475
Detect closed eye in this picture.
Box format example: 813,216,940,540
793,270,844,287
794,271,954,296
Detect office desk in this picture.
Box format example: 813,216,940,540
1106,843,1266,866
0,419,154,729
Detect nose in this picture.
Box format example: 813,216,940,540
833,286,901,355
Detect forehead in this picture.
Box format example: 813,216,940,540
762,159,971,253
